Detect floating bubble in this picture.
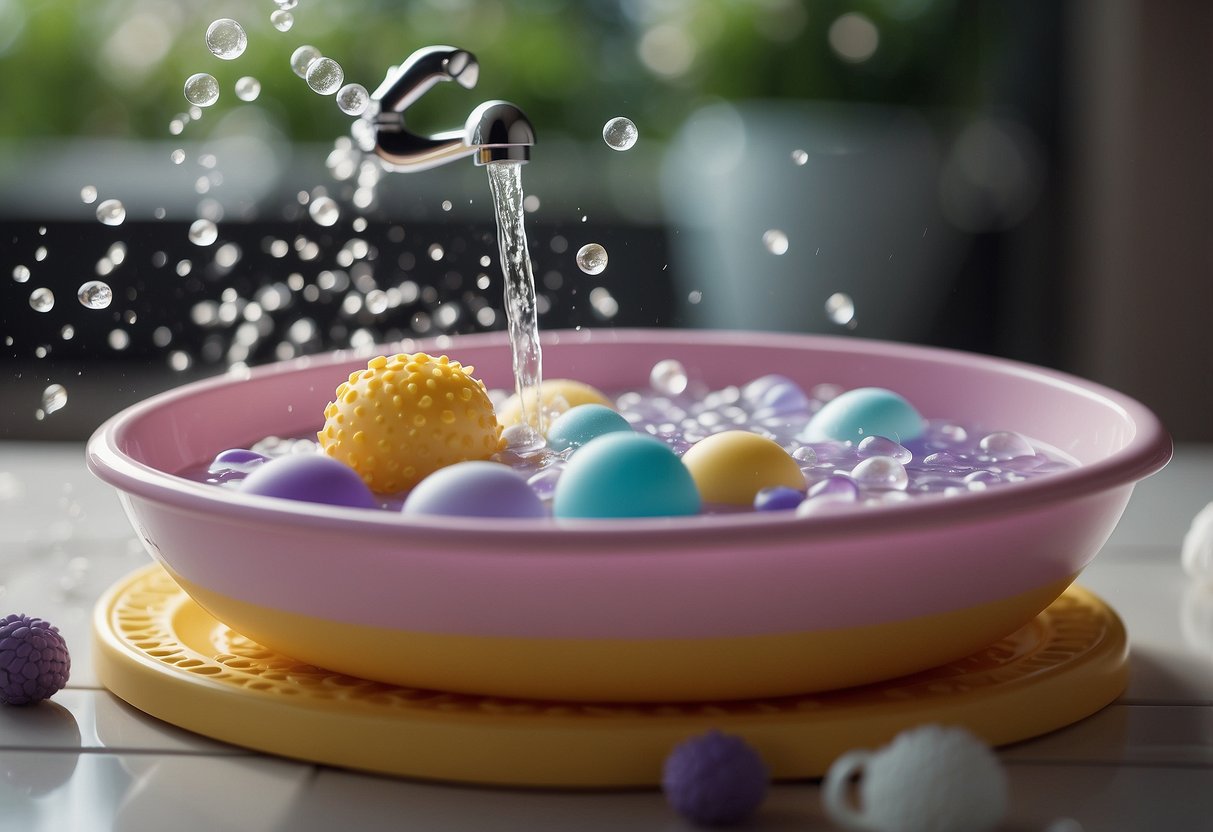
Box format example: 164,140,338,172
308,196,340,227
762,229,789,255
306,57,344,95
29,288,54,312
428,243,444,261
275,0,298,9
184,73,220,107
235,76,261,102
96,199,126,226
792,149,809,166
602,116,638,151
589,287,619,319
205,18,247,60
13,265,30,283
825,292,855,325
576,243,608,275
850,456,909,490
290,45,321,78
77,280,113,309
61,325,74,340
336,83,369,115
189,218,219,246
80,185,98,204
41,384,67,415
34,246,46,262
169,117,186,135
270,10,293,31
979,431,1035,460
170,148,185,165
650,359,689,396
108,329,130,351
858,435,912,464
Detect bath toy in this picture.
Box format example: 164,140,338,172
545,403,632,453
753,485,804,511
318,353,502,493
496,378,613,427
240,454,378,509
662,730,769,826
681,430,804,506
402,461,546,519
822,724,1007,832
802,387,924,444
552,432,700,519
0,614,70,706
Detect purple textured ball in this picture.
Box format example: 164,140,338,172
662,730,769,826
240,453,378,509
1,614,71,706
754,486,805,512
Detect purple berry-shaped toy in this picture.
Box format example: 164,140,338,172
1,614,71,706
662,730,769,826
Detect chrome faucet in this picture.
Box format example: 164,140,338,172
362,45,534,172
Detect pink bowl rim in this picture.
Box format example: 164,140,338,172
86,328,1172,550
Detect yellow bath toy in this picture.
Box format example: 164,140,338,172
318,353,502,493
681,430,806,506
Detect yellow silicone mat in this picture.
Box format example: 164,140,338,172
93,564,1128,788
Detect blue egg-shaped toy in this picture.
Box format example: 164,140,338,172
553,433,701,519
546,404,633,453
801,387,925,444
402,461,546,519
240,453,379,509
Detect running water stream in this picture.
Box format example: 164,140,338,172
485,160,544,441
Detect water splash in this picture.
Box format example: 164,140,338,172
486,161,544,433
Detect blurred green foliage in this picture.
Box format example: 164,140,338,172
0,0,1006,144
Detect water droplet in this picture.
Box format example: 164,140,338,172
857,435,912,464
792,149,809,166
169,351,192,372
80,185,98,204
979,431,1035,460
169,148,185,165
108,329,130,351
428,243,444,261
523,194,540,213
650,359,688,396
825,292,855,325
270,9,294,31
308,196,340,227
602,116,638,151
290,45,321,78
850,456,909,490
61,325,74,340
306,57,344,95
33,246,46,262
96,199,126,226
189,218,219,246
234,76,261,103
336,83,368,115
589,287,619,319
275,0,298,9
205,18,247,60
12,265,30,283
762,229,789,255
29,288,54,312
440,199,453,212
77,280,113,309
41,384,67,415
184,73,220,107
576,243,608,275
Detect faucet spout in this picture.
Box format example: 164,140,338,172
363,46,534,174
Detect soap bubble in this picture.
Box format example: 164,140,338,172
41,384,67,415
306,57,344,95
602,117,638,151
309,196,340,227
576,243,608,275
791,149,809,166
291,45,321,78
336,83,369,116
270,10,294,31
825,292,855,326
650,359,689,396
77,280,113,309
189,219,219,246
96,199,126,226
29,288,54,312
205,19,247,60
184,73,220,107
80,185,98,204
235,76,261,102
762,229,789,255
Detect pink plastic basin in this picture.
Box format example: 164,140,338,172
87,329,1171,702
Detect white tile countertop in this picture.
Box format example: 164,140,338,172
2,441,1212,831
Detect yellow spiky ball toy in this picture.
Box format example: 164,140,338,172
318,353,503,493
